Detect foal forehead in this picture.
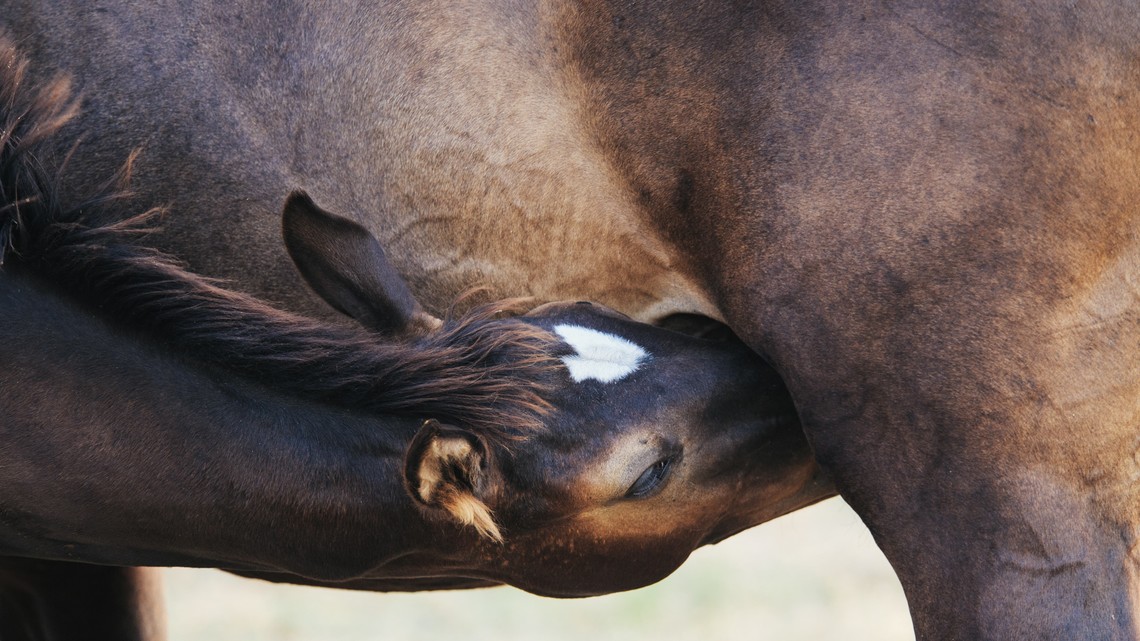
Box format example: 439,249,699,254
553,323,649,384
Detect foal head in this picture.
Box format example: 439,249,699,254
283,192,829,596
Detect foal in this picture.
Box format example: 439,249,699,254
0,42,828,638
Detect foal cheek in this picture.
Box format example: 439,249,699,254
571,493,716,545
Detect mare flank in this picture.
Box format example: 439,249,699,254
0,47,826,638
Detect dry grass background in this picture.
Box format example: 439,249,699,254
163,498,914,641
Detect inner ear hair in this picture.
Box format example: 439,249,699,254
437,489,502,543
405,421,503,542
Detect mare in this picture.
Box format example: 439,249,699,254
3,1,1140,639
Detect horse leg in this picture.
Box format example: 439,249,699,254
750,268,1140,640
688,2,1140,633
857,458,1139,640
0,558,164,641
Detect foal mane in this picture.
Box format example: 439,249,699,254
0,41,556,441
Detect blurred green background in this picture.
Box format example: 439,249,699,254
163,498,914,641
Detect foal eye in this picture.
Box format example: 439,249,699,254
625,456,674,499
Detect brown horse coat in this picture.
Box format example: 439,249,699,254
1,2,1138,639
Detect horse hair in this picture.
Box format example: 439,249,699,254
0,39,556,441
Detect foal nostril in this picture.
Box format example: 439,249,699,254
575,301,593,306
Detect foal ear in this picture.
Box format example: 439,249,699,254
281,191,442,337
404,419,503,543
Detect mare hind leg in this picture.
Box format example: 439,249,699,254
0,558,164,641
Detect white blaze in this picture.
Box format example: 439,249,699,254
553,324,648,384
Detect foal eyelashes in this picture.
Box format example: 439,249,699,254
553,324,648,384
